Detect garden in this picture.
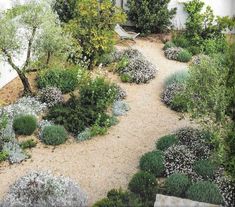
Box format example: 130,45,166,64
0,0,235,206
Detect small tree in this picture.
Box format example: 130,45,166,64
0,0,67,94
66,0,126,69
127,0,176,35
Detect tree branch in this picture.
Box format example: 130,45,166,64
23,26,37,71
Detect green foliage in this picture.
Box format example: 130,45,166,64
171,92,188,112
93,189,142,207
13,115,37,136
41,125,68,146
202,37,228,55
188,46,201,55
139,151,165,177
176,50,192,63
19,139,37,149
164,70,188,88
165,173,190,197
127,0,176,34
193,159,217,179
66,0,126,68
156,135,179,151
37,68,79,94
120,74,133,83
163,41,175,50
173,35,190,48
128,171,157,206
186,181,223,205
116,57,129,72
0,151,8,162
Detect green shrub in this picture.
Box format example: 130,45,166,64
41,125,68,145
120,74,132,83
79,77,117,112
163,41,176,50
165,173,190,197
202,37,228,55
0,151,8,162
19,139,37,149
156,135,179,151
188,46,201,55
164,70,188,88
128,171,157,205
177,50,192,62
170,92,188,112
13,115,37,136
127,0,176,34
193,160,217,179
173,35,190,48
139,151,165,177
93,189,142,207
186,181,223,205
37,68,79,93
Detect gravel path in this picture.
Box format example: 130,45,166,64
0,39,191,206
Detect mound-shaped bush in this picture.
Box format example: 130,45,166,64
176,127,212,159
164,145,196,176
41,125,68,145
164,47,183,60
93,189,142,207
128,171,157,205
139,150,165,177
177,50,192,62
112,101,130,116
13,115,37,135
37,68,79,93
116,49,157,84
37,87,64,107
1,171,88,207
115,85,127,101
193,159,217,179
156,134,179,151
165,173,190,197
186,181,223,205
164,70,188,88
163,41,176,50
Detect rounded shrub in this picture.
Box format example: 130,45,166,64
177,50,192,62
41,125,68,145
139,151,165,177
165,173,190,197
193,159,217,179
1,171,88,207
13,115,37,135
163,41,176,50
156,135,179,151
128,171,157,203
186,181,223,205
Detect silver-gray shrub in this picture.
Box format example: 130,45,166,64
37,87,64,107
112,100,130,116
76,128,92,142
38,119,53,140
1,171,88,207
164,47,183,60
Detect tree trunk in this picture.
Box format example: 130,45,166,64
46,51,51,65
18,71,32,95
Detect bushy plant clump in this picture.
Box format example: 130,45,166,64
37,87,64,107
115,85,127,101
37,68,79,93
41,125,68,146
112,101,130,116
139,150,165,177
165,173,190,197
164,47,191,62
116,49,157,84
177,50,192,62
127,0,176,34
19,139,37,149
164,70,188,88
156,134,179,151
163,41,176,50
186,181,223,205
13,115,37,136
172,34,190,48
0,151,9,162
164,145,196,176
128,171,157,206
193,159,217,179
176,127,212,159
93,189,142,207
1,171,88,207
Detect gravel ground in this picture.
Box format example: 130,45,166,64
0,39,191,206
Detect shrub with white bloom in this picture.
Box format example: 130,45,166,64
1,171,88,207
164,145,196,176
37,87,64,107
115,85,127,101
164,47,183,60
112,101,130,116
162,83,184,106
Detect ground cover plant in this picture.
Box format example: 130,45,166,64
114,49,157,84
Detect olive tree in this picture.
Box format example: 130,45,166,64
0,0,67,94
